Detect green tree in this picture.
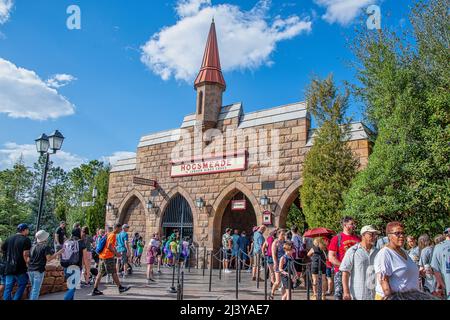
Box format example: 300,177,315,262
0,159,32,240
300,75,359,231
344,0,450,237
286,203,308,234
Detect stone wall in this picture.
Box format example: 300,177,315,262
107,116,372,252
0,261,67,300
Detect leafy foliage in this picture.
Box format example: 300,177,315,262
301,75,358,231
344,0,450,237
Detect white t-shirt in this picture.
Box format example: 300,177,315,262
150,238,160,248
374,246,420,297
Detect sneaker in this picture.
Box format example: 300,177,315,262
119,286,131,294
91,288,104,296
147,278,156,282
157,270,162,274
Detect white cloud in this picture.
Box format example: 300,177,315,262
314,0,374,26
0,58,76,120
141,0,312,82
0,0,13,24
46,74,77,89
0,142,86,171
100,151,136,167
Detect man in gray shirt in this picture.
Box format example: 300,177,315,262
340,225,380,300
431,228,450,300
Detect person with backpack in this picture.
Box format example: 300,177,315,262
1,223,32,300
340,225,380,300
328,216,360,300
60,228,86,300
91,223,130,296
28,230,64,300
279,241,298,300
291,226,305,287
116,224,131,279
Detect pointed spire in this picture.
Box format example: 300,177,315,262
194,19,226,90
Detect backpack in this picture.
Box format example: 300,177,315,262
60,239,80,268
95,235,107,255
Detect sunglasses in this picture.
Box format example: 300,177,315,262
389,232,406,237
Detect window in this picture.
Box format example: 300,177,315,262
198,91,203,115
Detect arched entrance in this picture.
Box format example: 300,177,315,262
120,196,147,242
214,191,257,251
161,194,194,240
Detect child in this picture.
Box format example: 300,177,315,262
146,238,156,282
307,237,328,300
136,237,144,267
279,241,297,300
169,237,179,266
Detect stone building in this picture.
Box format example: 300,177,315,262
106,21,373,252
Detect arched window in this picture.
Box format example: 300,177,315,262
198,91,203,115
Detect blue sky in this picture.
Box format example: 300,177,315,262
0,0,409,170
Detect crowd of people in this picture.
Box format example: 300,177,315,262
1,216,449,301
220,217,450,300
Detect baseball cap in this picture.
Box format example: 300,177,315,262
360,225,380,236
123,224,130,229
17,223,29,232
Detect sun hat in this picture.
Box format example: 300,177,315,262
360,225,381,236
35,230,50,243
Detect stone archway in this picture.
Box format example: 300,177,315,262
210,182,260,253
275,179,302,228
118,194,147,243
157,185,199,243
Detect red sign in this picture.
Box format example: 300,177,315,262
231,200,247,211
171,151,247,178
262,211,272,225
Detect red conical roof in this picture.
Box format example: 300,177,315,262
194,20,226,90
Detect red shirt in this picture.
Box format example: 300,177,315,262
328,233,360,272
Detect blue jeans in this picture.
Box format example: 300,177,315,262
28,271,45,300
64,267,80,300
3,273,29,300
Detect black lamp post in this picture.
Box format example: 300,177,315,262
35,130,64,232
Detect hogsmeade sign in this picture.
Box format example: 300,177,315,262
171,150,247,178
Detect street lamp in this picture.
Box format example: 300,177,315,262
34,130,65,232
260,195,270,208
92,186,98,199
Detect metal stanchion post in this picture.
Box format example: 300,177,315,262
196,245,199,269
306,266,311,300
256,253,261,289
219,248,222,280
203,247,206,277
235,256,239,300
188,247,191,273
318,258,322,300
288,259,292,300
181,270,184,300
238,252,241,283
209,250,213,292
264,255,268,300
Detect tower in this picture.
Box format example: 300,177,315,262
194,19,226,131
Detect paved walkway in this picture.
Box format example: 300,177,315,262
41,265,330,300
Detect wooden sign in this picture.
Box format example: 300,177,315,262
231,200,247,211
262,211,272,225
133,177,158,188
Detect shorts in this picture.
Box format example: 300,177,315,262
119,252,128,265
223,249,232,260
311,262,327,275
231,249,238,257
326,267,333,278
266,256,274,265
281,275,294,289
156,248,162,256
99,258,116,275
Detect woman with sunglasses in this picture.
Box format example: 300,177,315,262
374,222,420,300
